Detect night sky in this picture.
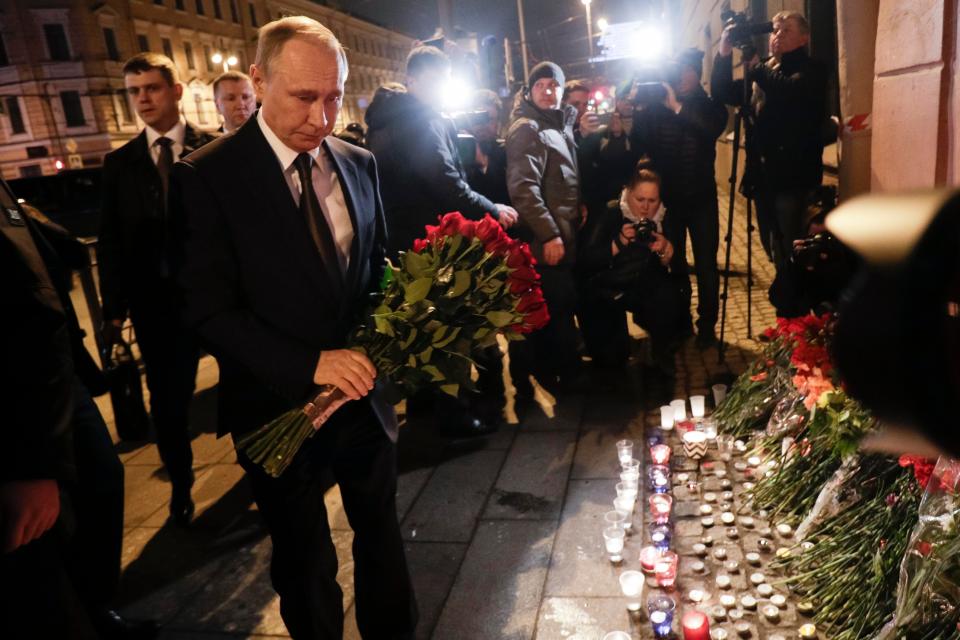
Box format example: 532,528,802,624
337,0,661,69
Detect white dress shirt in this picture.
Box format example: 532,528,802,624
145,117,187,164
257,109,353,272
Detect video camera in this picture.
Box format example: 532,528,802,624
447,109,492,131
630,60,682,107
720,9,773,48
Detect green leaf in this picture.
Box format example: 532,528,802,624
402,250,433,279
446,270,471,298
421,365,445,382
379,264,396,291
419,346,433,363
485,310,515,327
399,328,418,350
434,326,461,349
440,383,459,397
373,315,395,336
404,277,433,304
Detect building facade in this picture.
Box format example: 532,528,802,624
0,0,413,179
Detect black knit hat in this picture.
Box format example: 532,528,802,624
674,48,705,78
527,61,565,93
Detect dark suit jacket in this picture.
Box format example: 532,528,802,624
172,115,396,439
98,124,217,322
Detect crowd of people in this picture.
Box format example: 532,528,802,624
1,10,834,639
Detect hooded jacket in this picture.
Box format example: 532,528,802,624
505,95,582,265
365,87,496,257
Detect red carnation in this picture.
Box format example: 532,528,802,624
899,455,936,490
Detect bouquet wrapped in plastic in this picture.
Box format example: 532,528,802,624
238,212,549,477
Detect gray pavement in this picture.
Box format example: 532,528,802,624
75,190,782,639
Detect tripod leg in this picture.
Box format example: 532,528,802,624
746,197,754,339
718,109,743,364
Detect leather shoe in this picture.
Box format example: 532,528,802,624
169,495,195,527
89,609,159,640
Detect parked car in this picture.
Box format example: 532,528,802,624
8,168,102,238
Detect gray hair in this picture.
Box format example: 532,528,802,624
255,15,348,78
772,10,810,35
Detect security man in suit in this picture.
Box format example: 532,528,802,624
97,52,217,526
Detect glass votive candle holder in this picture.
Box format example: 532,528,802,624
616,439,634,466
683,430,708,461
712,383,728,406
604,509,628,531
613,496,634,530
647,594,676,638
649,524,671,550
649,493,673,525
619,570,645,611
690,394,706,419
660,405,675,430
647,429,664,447
650,443,671,465
716,434,734,461
622,457,640,473
648,465,670,493
640,544,661,572
615,482,638,503
603,526,625,562
654,550,678,588
702,417,718,440
620,469,640,488
671,398,687,421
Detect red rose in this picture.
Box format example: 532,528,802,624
508,265,540,294
485,232,514,256
412,238,428,253
517,289,546,313
506,242,535,268
475,215,503,248
459,219,476,239
521,304,550,332
437,212,466,237
423,224,440,241
916,540,932,557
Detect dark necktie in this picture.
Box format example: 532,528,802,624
293,152,343,297
155,136,174,206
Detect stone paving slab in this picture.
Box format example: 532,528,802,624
431,520,556,640
483,431,577,520
401,449,507,542
570,418,644,480
534,597,637,640
522,393,586,432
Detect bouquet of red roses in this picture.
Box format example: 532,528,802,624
238,212,549,477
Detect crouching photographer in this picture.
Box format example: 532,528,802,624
578,166,688,379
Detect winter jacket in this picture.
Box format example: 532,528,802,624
629,85,728,210
505,96,582,265
365,88,497,257
711,48,828,191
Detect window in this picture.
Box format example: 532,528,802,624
6,97,25,134
0,33,9,66
213,0,222,19
137,34,150,52
60,91,85,127
154,0,164,5
229,0,239,23
103,27,120,61
194,94,206,123
184,42,195,69
43,24,71,61
161,37,173,60
203,44,214,71
116,89,134,124
195,0,204,15
248,2,257,27
175,0,184,9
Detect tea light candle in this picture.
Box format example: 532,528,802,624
715,469,727,478
770,594,787,608
749,572,765,585
691,560,707,573
740,595,757,610
756,583,773,597
721,491,735,502
650,525,671,551
671,399,687,421
797,602,815,615
740,517,755,529
704,492,717,503
724,560,740,573
711,629,729,640
661,405,676,429
701,517,715,527
734,440,746,451
720,479,733,489
742,481,755,490
745,552,761,565
776,523,793,537
681,610,710,640
734,462,748,472
603,633,630,640
650,494,673,525
689,589,706,603
719,594,736,607
728,609,743,622
762,605,780,622
758,527,773,537
701,535,714,546
720,512,735,524
677,472,690,483
690,395,706,419
798,623,817,638
711,606,727,621
651,443,672,465
693,543,707,557
640,545,662,572
713,547,727,560
619,570,645,611
715,574,731,589
757,538,771,551
734,621,751,637
775,547,791,559
700,504,714,515
725,527,739,539
747,455,761,467
769,636,786,640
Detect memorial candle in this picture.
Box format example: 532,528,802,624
649,525,671,551
654,550,678,588
649,465,670,493
649,494,673,525
681,610,710,640
640,545,661,572
650,443,671,465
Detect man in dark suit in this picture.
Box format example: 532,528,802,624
97,53,217,526
173,17,417,639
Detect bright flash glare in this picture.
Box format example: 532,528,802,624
631,26,665,61
442,77,472,110
598,17,609,31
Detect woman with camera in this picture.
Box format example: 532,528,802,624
578,163,688,380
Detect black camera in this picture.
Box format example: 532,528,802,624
792,232,843,272
632,217,658,244
448,110,491,131
720,9,773,48
630,61,683,107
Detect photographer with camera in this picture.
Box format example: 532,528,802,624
629,48,728,349
711,10,828,279
578,164,687,381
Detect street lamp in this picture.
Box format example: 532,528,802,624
598,17,609,32
582,0,594,59
210,52,238,72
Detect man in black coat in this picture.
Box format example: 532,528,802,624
630,48,728,349
173,17,416,639
711,11,828,277
97,53,217,526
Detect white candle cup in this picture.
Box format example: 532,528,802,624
671,399,687,421
602,633,631,640
683,430,708,460
616,439,634,465
615,483,638,503
603,526,626,562
660,405,675,430
613,496,635,529
618,570,645,611
690,395,706,418
712,383,728,406
604,509,628,531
